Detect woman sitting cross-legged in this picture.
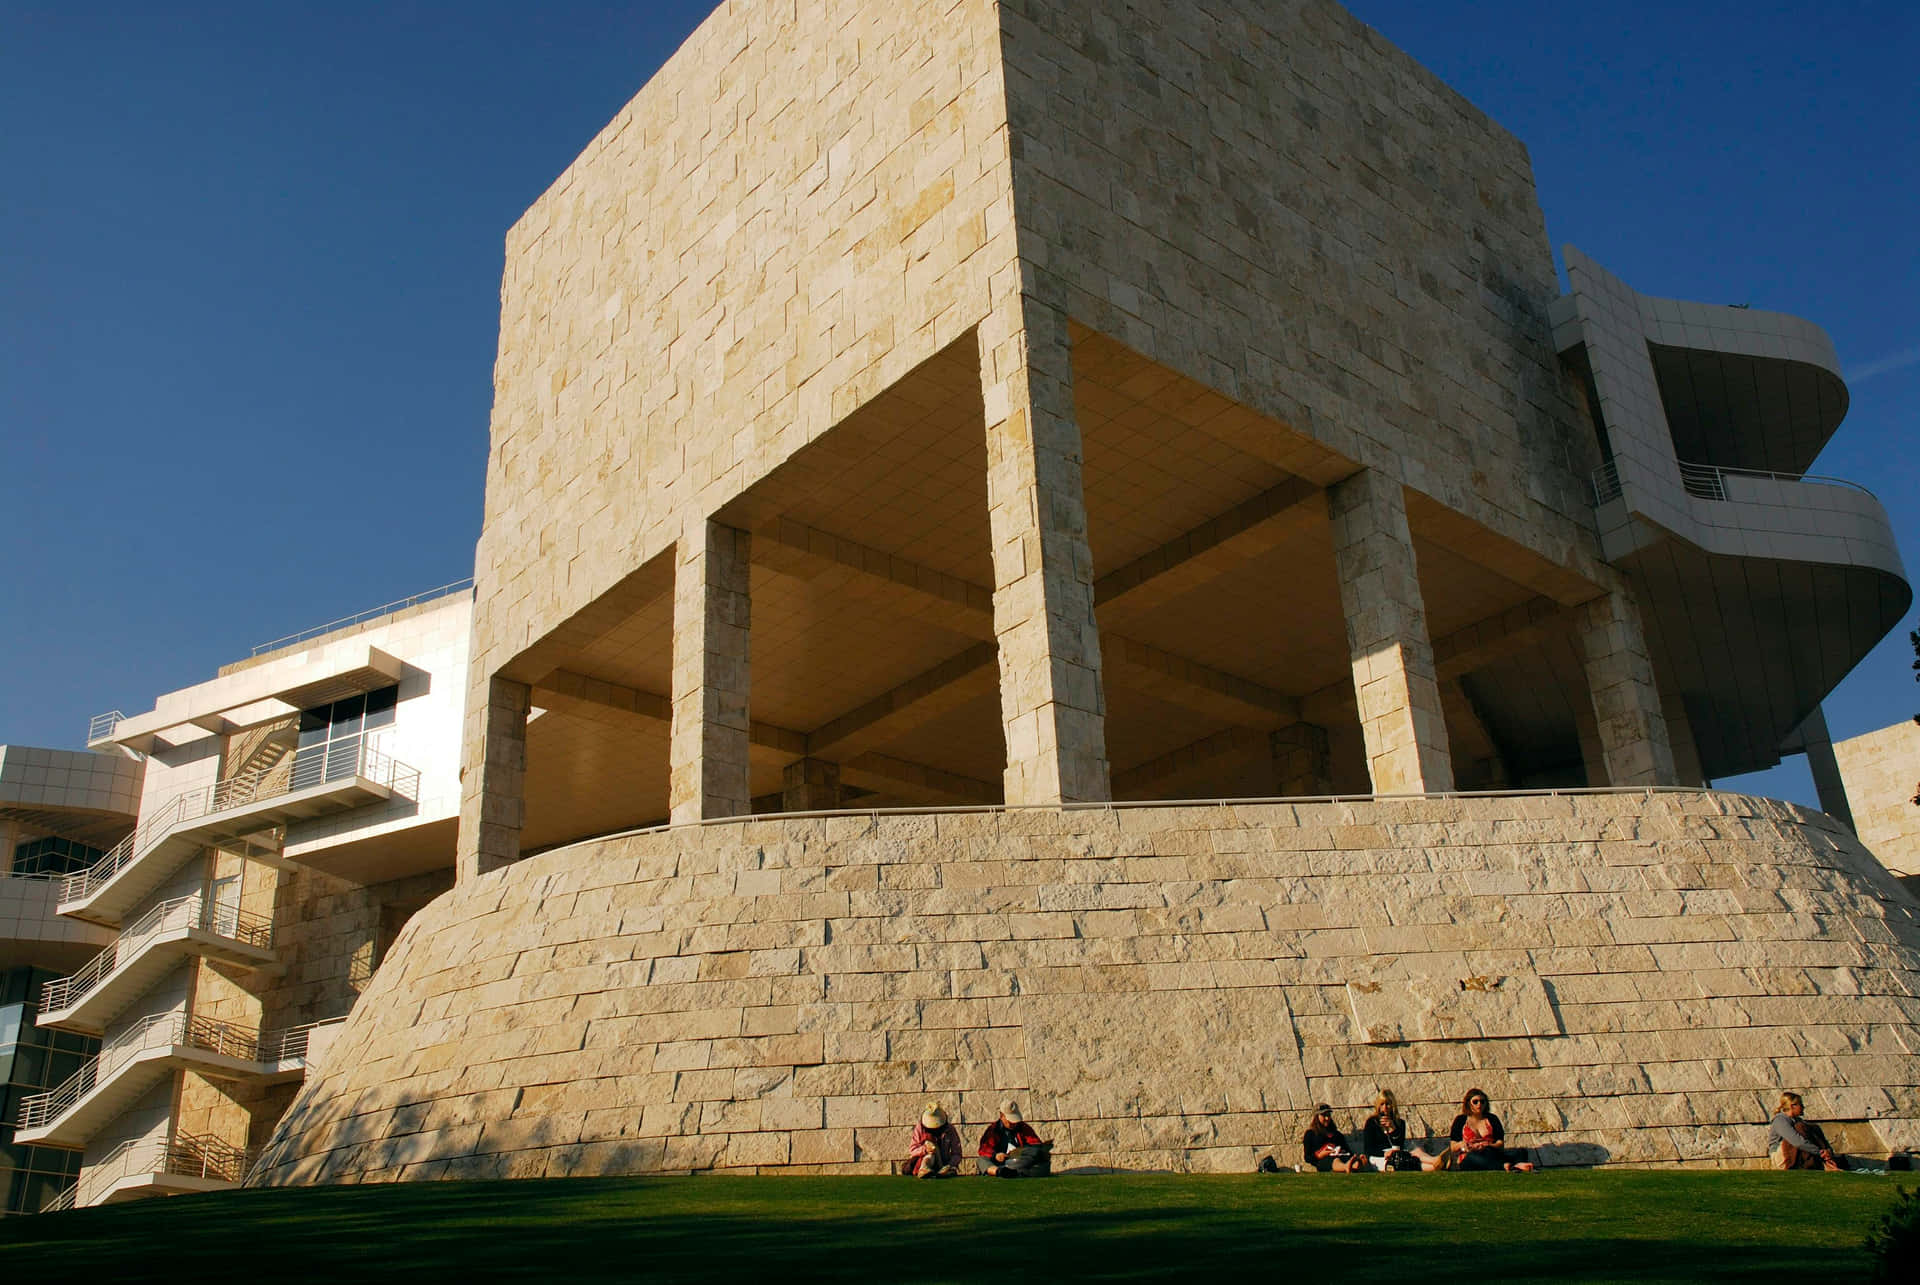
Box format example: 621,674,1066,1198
1302,1104,1370,1173
1361,1089,1443,1172
1448,1088,1534,1172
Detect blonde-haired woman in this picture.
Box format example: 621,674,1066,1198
1361,1089,1442,1172
1770,1092,1842,1171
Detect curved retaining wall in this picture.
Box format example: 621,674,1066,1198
251,793,1920,1184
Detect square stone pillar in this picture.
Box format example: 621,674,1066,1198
1577,586,1676,786
781,758,843,812
1328,470,1454,794
1661,693,1706,787
1572,689,1609,787
1271,723,1332,796
979,292,1110,804
670,520,752,823
456,675,530,883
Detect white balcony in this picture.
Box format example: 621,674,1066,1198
57,1131,250,1209
15,1014,340,1149
37,896,276,1035
58,738,419,928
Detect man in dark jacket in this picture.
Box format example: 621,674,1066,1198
978,1100,1050,1177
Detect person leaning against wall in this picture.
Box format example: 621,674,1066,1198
1770,1091,1844,1171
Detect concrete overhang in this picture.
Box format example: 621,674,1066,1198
95,643,406,753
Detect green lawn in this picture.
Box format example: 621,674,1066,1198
2,1171,1908,1282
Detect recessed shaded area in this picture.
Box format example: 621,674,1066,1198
1649,343,1847,475
500,319,1627,835
1625,540,1913,779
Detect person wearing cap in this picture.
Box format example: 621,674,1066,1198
907,1101,964,1178
977,1100,1050,1177
1301,1104,1369,1174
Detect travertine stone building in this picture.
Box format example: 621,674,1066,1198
25,0,1920,1199
455,0,1904,873
258,0,1920,1181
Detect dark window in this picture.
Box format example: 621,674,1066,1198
291,685,400,786
0,967,99,1214
10,835,107,877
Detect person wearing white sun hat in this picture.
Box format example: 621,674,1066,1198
907,1101,964,1178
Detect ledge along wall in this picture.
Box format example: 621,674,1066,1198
251,792,1920,1184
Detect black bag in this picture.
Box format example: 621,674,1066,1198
1004,1142,1052,1175
1257,1156,1282,1174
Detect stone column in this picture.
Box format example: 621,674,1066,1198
1577,587,1676,786
1573,689,1609,787
1661,693,1707,787
456,675,530,883
781,758,843,812
979,291,1110,804
1328,470,1453,794
670,520,752,823
1795,705,1855,831
1270,724,1332,796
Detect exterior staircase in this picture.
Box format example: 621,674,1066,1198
35,895,277,1035
16,1014,339,1149
58,735,416,927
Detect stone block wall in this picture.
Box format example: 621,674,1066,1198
469,0,1013,691
178,858,452,1152
1836,720,1920,881
251,792,1920,1185
998,0,1606,580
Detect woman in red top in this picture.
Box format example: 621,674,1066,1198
1448,1088,1533,1172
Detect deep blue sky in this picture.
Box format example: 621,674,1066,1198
3,2,1915,808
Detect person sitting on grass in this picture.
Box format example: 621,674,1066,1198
908,1102,964,1179
978,1099,1051,1177
1448,1088,1533,1171
1770,1091,1844,1171
1361,1088,1442,1172
1302,1103,1369,1173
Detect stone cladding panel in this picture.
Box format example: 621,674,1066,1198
251,793,1920,1184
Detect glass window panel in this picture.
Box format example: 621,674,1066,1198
11,1045,43,1088
330,694,366,738
325,735,361,781
22,1169,67,1216
364,685,398,729
298,706,331,747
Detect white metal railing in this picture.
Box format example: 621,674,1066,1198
226,719,295,781
250,577,474,656
60,736,417,906
1593,457,1877,507
1592,459,1623,504
40,895,274,1015
40,1183,77,1214
87,710,128,743
17,1012,262,1132
259,1018,342,1064
73,1131,247,1208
